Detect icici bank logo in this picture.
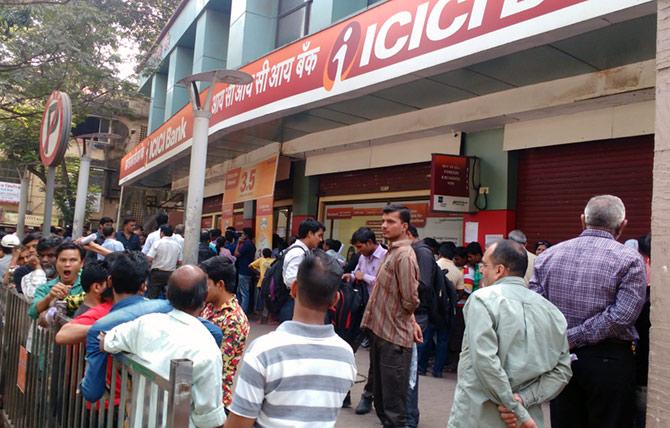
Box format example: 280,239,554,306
323,21,362,92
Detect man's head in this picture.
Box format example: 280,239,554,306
122,218,136,233
156,213,169,228
174,224,184,236
382,204,411,242
55,242,84,285
439,243,456,260
298,218,325,249
480,240,528,286
81,260,112,301
99,216,114,231
200,230,211,244
37,235,63,269
582,194,627,238
1,234,20,255
535,240,550,256
160,224,173,238
508,230,528,248
324,239,342,253
466,242,483,266
22,232,41,258
200,256,237,303
292,249,342,311
242,227,254,241
351,227,378,257
167,265,208,315
424,238,439,255
453,246,467,267
133,224,144,235
108,251,149,295
262,248,272,258
209,228,222,241
407,225,419,240
102,226,115,239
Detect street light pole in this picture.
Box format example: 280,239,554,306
179,70,253,265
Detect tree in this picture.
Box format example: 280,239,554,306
0,0,180,224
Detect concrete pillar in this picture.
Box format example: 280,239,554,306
309,0,367,33
648,2,670,426
193,9,229,75
290,161,319,234
165,46,194,120
227,0,278,69
148,74,167,133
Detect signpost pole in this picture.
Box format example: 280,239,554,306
43,166,56,237
72,143,91,239
17,168,29,239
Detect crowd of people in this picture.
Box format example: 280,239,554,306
0,193,652,428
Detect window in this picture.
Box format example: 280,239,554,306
139,125,148,141
276,0,312,48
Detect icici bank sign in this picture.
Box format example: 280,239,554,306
120,0,650,184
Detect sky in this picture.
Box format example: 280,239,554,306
116,39,140,83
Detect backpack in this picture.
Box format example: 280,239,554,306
328,280,369,346
261,244,309,315
432,268,457,330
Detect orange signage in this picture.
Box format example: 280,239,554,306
223,155,278,205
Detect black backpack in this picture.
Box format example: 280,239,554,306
433,268,457,330
261,245,309,315
328,280,369,346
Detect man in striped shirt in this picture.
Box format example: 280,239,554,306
225,250,356,428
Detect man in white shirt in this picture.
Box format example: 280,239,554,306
508,229,536,284
0,234,19,279
21,235,62,299
101,265,227,428
278,218,324,322
173,224,185,250
99,226,124,260
146,224,183,299
142,212,169,255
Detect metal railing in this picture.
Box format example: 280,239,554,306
0,287,193,428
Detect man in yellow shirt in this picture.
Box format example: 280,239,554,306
249,248,275,317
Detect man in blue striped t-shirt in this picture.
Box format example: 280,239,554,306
225,250,357,428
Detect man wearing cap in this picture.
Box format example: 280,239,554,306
0,234,19,278
508,230,536,283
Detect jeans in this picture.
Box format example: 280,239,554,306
236,274,252,314
417,323,450,376
278,297,294,323
371,334,412,428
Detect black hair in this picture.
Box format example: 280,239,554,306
466,242,483,256
638,234,651,258
209,228,222,240
382,204,411,224
199,256,237,293
167,268,208,313
455,246,467,259
108,251,148,294
55,241,84,259
22,232,41,246
243,227,254,240
408,225,419,238
37,236,63,253
351,227,377,245
424,238,439,253
262,248,272,258
298,218,325,239
225,226,236,232
224,230,236,242
296,249,343,310
160,224,173,237
439,243,456,259
102,226,115,238
133,224,144,232
201,231,211,243
122,218,136,226
325,239,342,252
99,217,114,227
489,240,528,278
534,240,551,251
156,213,169,227
81,260,109,293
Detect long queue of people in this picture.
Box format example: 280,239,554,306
0,193,652,428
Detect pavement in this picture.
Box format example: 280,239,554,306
246,321,550,428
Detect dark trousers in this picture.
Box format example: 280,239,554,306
551,341,636,428
418,323,450,376
278,297,294,323
371,333,412,428
148,269,172,299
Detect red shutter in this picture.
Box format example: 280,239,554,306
516,135,653,247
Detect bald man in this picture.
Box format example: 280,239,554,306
102,265,227,427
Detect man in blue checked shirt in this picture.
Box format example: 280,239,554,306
530,194,647,428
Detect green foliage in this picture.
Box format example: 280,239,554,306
0,0,180,224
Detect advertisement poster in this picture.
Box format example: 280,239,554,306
255,196,274,252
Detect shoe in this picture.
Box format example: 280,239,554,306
355,396,373,415
342,392,351,408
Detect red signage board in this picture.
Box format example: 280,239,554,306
40,91,72,167
431,154,472,213
120,0,644,184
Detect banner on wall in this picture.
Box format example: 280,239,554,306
255,196,274,252
0,182,21,204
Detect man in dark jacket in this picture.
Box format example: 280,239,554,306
198,231,216,263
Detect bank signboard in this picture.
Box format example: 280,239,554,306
120,0,651,184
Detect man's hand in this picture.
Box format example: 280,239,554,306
48,282,71,300
27,254,40,270
413,321,423,344
498,393,527,428
354,271,365,282
342,273,352,282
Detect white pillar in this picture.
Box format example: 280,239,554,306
43,166,56,237
17,169,29,239
72,150,91,239
182,110,211,265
